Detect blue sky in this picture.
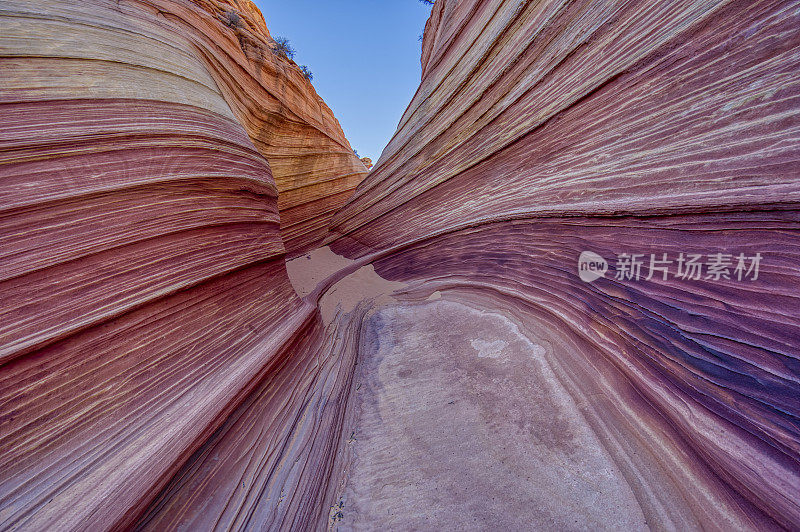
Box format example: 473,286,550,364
252,1,433,162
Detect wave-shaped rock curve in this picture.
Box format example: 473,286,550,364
1,0,798,530
327,0,800,528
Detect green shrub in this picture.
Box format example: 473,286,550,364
272,37,295,60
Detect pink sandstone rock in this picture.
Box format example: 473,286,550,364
327,0,800,528
1,0,798,529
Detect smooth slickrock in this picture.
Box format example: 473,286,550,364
341,299,652,531
326,0,800,529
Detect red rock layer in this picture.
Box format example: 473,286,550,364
328,0,800,528
1,0,366,258
2,0,799,529
0,0,361,528
134,307,364,530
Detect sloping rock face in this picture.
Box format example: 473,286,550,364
1,0,799,530
0,0,365,260
193,0,368,256
327,0,800,529
0,0,362,528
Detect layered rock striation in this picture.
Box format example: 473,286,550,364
1,0,365,258
0,0,798,530
0,0,361,528
327,0,800,528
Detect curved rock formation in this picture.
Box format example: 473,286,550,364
327,0,800,528
198,0,368,256
0,0,361,528
1,0,798,530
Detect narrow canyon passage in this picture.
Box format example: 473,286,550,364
286,249,756,531
1,0,798,528
338,298,648,530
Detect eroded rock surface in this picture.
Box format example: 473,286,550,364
0,0,798,530
0,0,362,528
340,299,650,530
327,0,800,529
